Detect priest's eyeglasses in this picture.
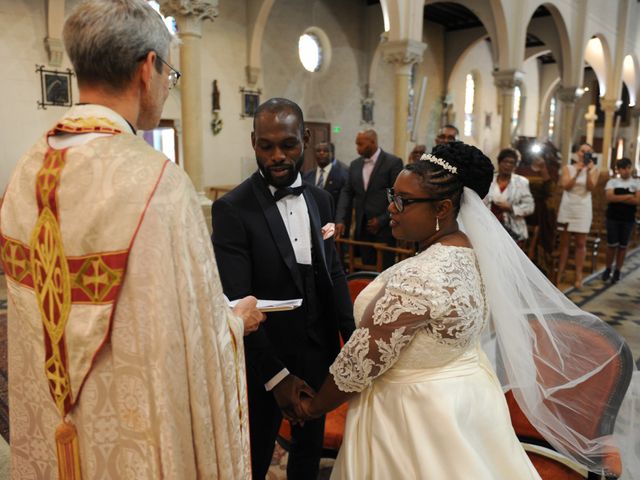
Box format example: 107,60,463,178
157,55,181,90
386,189,441,213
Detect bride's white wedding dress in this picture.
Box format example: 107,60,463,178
329,243,541,479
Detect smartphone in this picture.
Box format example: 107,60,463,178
584,152,598,165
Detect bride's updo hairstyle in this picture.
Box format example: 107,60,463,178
405,141,494,212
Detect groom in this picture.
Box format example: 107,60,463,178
211,97,355,479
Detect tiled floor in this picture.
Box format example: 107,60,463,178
565,248,640,362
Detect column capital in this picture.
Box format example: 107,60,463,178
556,86,583,104
44,37,64,67
492,69,524,91
158,0,219,22
245,66,260,85
599,97,618,113
381,39,427,67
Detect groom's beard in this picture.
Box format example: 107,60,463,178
258,155,305,188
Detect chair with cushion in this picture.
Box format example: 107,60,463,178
276,271,379,458
505,316,634,479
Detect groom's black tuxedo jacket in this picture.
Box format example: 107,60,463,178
211,172,355,386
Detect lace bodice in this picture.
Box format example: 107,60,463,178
329,243,486,392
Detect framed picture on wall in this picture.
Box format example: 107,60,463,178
37,65,74,109
240,87,261,118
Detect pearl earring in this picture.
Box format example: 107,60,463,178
436,217,440,232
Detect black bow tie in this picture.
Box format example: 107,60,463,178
273,185,306,201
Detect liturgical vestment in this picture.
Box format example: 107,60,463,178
0,105,250,479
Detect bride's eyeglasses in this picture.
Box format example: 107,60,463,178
386,189,441,213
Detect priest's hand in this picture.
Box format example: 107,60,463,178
273,374,315,422
233,296,266,335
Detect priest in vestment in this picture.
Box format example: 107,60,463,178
0,1,261,478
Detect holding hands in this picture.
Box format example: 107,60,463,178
272,374,320,424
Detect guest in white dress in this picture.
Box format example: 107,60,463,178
556,143,600,288
292,143,541,479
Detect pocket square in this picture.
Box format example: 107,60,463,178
321,223,335,240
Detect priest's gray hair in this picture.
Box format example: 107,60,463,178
63,0,174,91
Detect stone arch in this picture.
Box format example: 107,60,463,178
423,0,507,72
583,34,612,98
380,0,423,42
622,53,639,107
524,2,573,84
246,0,276,84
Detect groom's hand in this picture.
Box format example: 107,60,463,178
272,375,315,421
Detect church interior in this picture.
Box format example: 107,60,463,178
1,0,640,478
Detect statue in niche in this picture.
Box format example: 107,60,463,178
211,80,223,135
361,97,374,125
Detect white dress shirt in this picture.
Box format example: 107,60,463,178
264,173,313,390
315,161,334,188
362,148,381,190
267,174,312,265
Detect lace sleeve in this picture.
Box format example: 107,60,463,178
329,253,481,393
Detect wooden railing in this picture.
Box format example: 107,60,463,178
335,238,415,273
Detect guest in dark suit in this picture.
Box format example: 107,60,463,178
302,141,348,212
211,98,355,480
335,129,403,268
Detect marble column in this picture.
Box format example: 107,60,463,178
584,104,598,146
556,86,582,165
599,98,617,171
159,0,219,193
492,69,523,148
381,40,426,161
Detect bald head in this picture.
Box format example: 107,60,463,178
409,144,426,164
356,129,378,158
253,97,305,136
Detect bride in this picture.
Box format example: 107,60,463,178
294,142,638,479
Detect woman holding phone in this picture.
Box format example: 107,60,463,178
556,143,600,288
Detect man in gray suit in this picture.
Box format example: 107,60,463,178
335,129,403,268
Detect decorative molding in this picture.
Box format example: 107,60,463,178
44,37,64,67
381,39,426,66
556,86,583,104
245,66,260,85
492,69,524,91
158,0,219,22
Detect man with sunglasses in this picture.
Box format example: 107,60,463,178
0,1,259,478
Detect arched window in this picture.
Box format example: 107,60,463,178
298,27,331,73
512,85,521,130
547,96,557,138
298,34,322,72
464,73,475,137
